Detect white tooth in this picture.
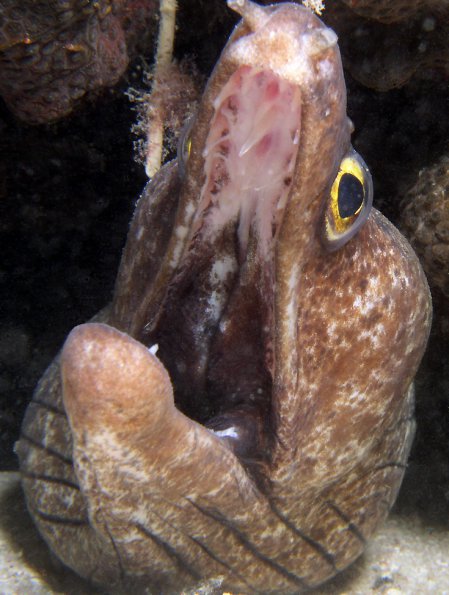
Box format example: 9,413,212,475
239,106,277,156
239,133,262,157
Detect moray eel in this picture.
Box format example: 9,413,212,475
16,1,431,592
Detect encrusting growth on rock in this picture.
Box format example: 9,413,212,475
302,0,325,15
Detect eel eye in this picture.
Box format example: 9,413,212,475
177,116,194,178
323,148,373,251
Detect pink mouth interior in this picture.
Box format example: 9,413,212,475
196,66,302,260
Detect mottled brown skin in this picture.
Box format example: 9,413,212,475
0,0,156,124
325,0,449,90
17,2,431,593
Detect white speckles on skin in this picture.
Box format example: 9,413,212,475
135,225,145,241
317,58,336,79
375,322,386,337
175,225,189,240
351,294,365,312
60,489,77,509
169,224,190,268
288,262,300,293
351,274,384,317
210,256,236,284
201,256,238,322
219,319,229,333
390,270,406,290
346,388,366,407
206,289,225,321
326,320,338,339
359,326,383,348
368,275,380,289
184,200,196,219
131,506,152,529
286,298,297,331
285,263,300,331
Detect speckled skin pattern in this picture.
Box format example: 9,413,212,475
399,155,449,299
0,0,156,124
16,2,432,593
325,0,449,90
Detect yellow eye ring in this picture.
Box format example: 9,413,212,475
323,148,373,251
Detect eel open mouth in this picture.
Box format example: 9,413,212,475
149,66,302,465
194,66,301,258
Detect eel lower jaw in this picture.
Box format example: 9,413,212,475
61,321,272,479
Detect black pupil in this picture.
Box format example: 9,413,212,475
338,173,364,218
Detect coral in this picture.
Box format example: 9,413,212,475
0,0,157,124
324,0,449,90
399,155,449,299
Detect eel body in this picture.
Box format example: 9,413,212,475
17,1,432,593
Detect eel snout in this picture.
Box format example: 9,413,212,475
61,322,258,487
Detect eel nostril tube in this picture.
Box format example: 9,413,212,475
227,0,271,29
